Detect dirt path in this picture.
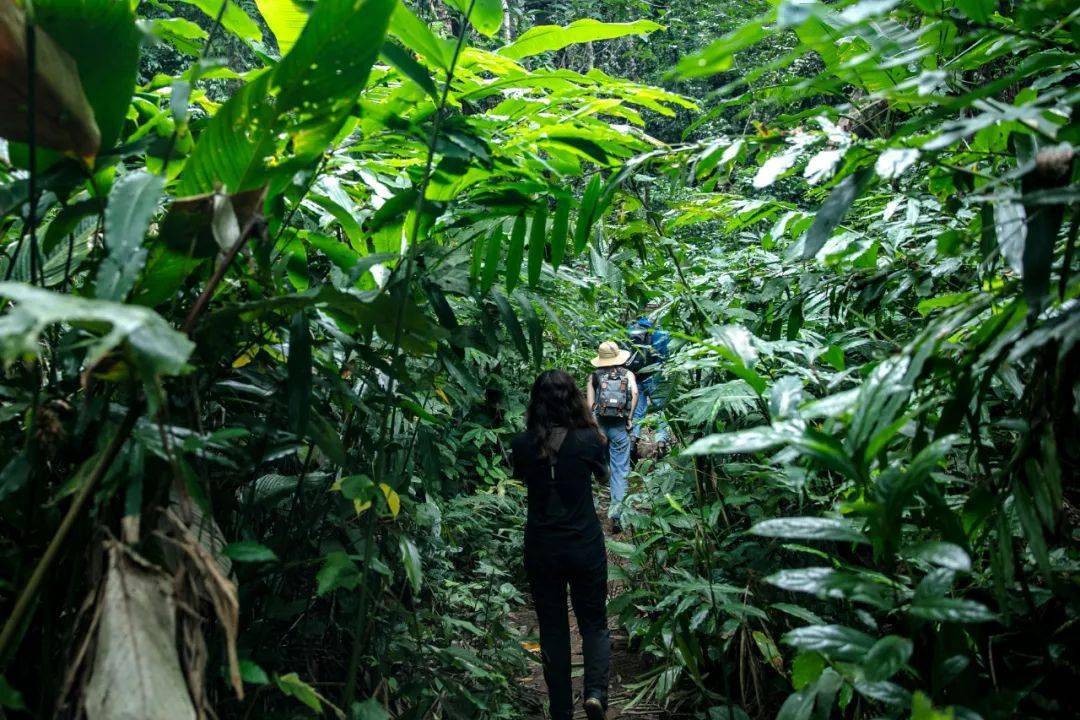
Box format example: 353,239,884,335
509,503,667,719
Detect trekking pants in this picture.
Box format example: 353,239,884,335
525,537,610,720
599,420,631,519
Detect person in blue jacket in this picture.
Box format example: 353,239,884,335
626,312,670,443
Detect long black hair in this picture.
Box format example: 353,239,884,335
525,369,603,457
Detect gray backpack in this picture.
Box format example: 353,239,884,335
593,367,632,419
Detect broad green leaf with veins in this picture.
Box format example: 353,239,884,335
500,19,664,60
254,0,309,54
445,0,503,38
178,0,395,195
0,282,193,376
95,172,165,302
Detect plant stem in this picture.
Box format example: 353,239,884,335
182,199,266,335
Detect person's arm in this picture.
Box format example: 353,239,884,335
627,371,639,430
585,374,595,412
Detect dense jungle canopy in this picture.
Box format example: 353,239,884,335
0,0,1078,717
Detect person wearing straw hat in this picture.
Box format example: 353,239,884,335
585,341,639,534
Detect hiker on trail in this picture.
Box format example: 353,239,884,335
586,341,638,535
626,312,671,446
511,370,612,720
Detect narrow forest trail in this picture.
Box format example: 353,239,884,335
509,495,671,720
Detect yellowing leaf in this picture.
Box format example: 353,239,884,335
380,483,400,517
232,345,259,368
666,493,686,514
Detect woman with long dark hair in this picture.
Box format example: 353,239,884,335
511,370,611,720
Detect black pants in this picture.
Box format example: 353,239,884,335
525,536,610,720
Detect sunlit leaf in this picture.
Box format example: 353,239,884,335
752,517,868,544
500,19,663,60
254,0,308,53
445,0,503,38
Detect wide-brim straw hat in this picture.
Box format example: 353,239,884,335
590,340,631,368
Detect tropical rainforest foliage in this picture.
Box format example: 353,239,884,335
0,0,1076,718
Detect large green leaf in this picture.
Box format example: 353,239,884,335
500,19,663,60
254,0,309,53
388,3,450,70
353,698,392,720
480,226,503,294
0,282,193,376
504,214,526,292
0,282,191,410
0,0,99,156
30,0,140,154
274,673,322,711
272,0,393,116
179,0,262,43
445,0,503,38
684,421,802,455
908,597,996,623
902,542,972,572
178,0,395,195
783,625,876,663
381,41,438,99
223,541,278,563
315,552,360,596
492,290,529,364
766,568,893,608
956,0,995,22
527,205,548,287
993,198,1026,276
862,636,912,682
573,174,603,253
776,687,814,720
549,195,570,270
150,17,209,57
399,536,422,594
802,169,872,260
95,172,165,302
175,72,275,196
751,517,868,544
513,289,544,368
674,18,768,78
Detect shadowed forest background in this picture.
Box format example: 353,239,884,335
0,0,1078,718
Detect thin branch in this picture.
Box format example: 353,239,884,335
182,198,267,336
